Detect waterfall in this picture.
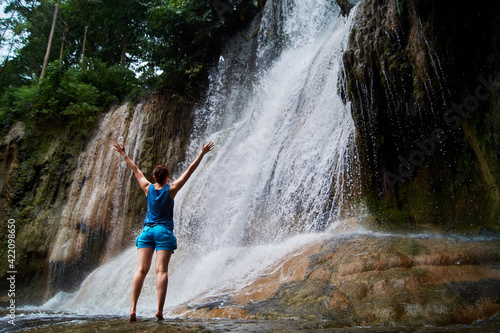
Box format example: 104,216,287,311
177,0,356,250
37,0,358,316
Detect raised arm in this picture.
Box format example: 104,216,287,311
169,142,214,199
113,141,151,194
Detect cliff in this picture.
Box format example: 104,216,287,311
342,0,500,231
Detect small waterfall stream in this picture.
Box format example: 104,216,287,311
37,0,359,316
48,103,148,290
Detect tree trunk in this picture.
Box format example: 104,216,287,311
1,12,15,42
59,28,68,63
120,36,127,66
81,25,89,60
120,23,129,66
40,2,60,81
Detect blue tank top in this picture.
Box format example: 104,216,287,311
143,184,174,230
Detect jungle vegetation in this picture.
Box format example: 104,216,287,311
0,0,263,131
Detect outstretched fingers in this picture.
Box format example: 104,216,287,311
202,142,215,154
113,141,125,154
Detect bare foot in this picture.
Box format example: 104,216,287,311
155,311,164,321
129,311,137,322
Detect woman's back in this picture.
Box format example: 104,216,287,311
144,184,174,230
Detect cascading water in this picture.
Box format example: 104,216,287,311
36,0,359,316
178,0,357,250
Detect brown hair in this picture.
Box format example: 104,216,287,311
153,165,169,183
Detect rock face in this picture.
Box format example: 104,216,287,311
0,122,24,225
173,234,500,326
341,0,500,230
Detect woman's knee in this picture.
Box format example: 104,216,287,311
155,264,169,274
135,265,150,275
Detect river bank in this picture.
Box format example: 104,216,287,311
1,310,500,333
167,233,500,327
3,232,498,332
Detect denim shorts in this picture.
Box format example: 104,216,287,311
136,224,177,252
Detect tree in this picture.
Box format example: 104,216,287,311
0,0,264,110
39,1,59,81
82,0,147,65
142,0,263,92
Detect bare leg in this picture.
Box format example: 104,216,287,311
155,250,172,320
130,247,154,321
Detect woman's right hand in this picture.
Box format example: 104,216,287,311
113,141,126,156
170,141,215,199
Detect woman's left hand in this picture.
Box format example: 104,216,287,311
201,142,215,155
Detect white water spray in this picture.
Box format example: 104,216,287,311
177,0,356,251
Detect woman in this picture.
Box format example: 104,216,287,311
113,140,215,321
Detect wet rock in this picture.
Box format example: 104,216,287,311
6,311,499,333
341,0,500,229
173,235,500,327
335,0,354,17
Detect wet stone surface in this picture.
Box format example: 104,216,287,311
1,310,500,333
172,235,500,327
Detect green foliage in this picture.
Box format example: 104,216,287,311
1,0,148,79
0,58,138,130
0,0,263,130
0,84,39,129
142,0,263,93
